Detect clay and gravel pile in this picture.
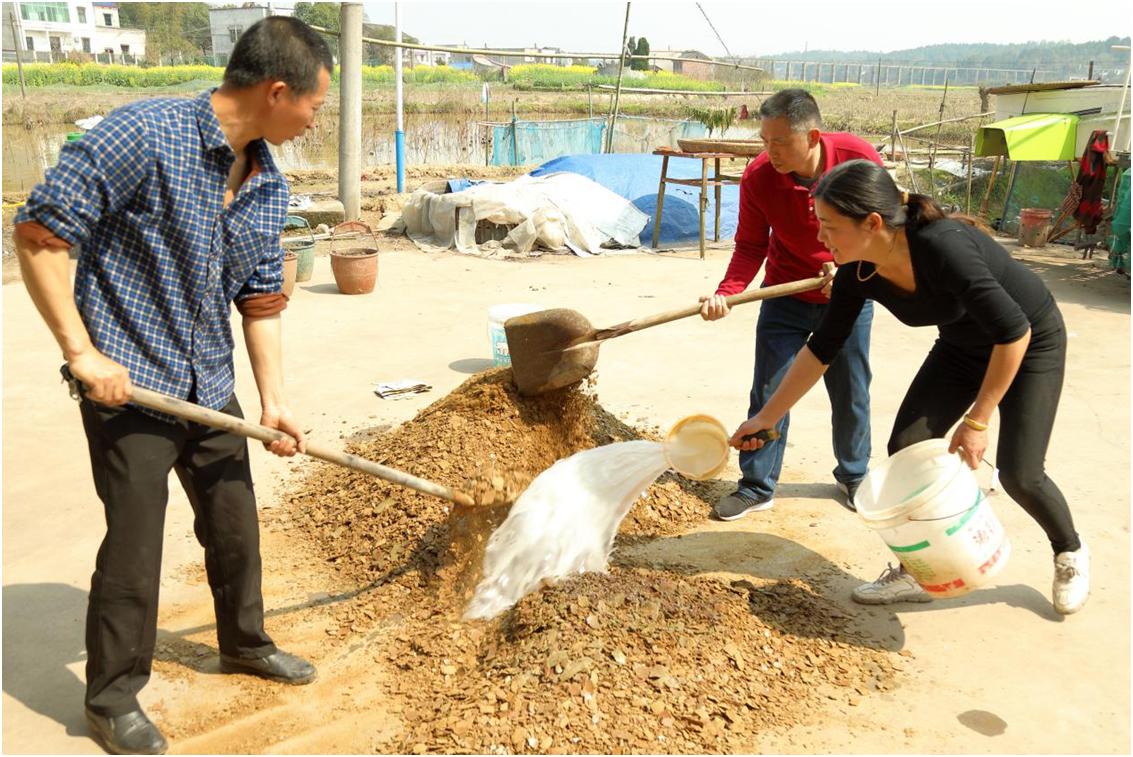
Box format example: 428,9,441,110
274,368,717,593
272,368,904,753
378,571,903,754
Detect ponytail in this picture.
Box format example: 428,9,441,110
816,160,991,234
905,192,991,234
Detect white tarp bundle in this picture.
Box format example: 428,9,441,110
401,172,649,257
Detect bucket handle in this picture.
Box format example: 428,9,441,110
282,214,315,248
905,491,985,525
330,220,378,254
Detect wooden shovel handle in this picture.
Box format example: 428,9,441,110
129,387,475,507
593,276,827,342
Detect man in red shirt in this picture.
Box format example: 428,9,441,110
700,89,882,520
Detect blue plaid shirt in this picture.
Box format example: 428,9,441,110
17,89,289,417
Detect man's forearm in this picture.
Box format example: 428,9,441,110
14,234,93,360
242,313,287,410
715,241,768,296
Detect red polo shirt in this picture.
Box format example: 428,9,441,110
715,132,884,303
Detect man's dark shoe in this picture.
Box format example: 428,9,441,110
219,650,317,684
836,480,861,512
85,708,168,755
713,491,774,521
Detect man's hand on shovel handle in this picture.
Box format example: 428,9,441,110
699,294,731,321
260,405,306,457
68,350,133,406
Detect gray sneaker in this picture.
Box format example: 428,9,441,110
836,480,861,512
851,563,933,605
713,491,773,521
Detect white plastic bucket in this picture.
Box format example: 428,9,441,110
488,304,542,367
663,414,730,480
856,439,1010,598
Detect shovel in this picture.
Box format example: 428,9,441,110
505,276,827,396
126,386,476,507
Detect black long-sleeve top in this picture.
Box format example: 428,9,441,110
808,219,1056,365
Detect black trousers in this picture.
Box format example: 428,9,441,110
888,306,1080,555
79,394,276,717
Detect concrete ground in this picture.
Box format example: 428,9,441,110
3,236,1129,753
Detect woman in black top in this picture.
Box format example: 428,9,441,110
730,159,1088,615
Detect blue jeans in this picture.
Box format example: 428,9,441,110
737,295,873,500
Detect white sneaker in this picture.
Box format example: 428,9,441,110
1052,540,1090,615
851,563,934,605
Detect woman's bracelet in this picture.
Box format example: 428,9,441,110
962,415,989,431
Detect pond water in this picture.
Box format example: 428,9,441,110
2,112,759,193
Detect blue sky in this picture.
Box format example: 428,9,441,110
359,0,1130,57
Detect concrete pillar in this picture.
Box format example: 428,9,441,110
338,2,363,221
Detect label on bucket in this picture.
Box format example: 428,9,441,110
491,327,512,367
488,304,540,368
880,489,1010,599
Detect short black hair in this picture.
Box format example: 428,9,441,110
223,16,333,96
759,88,822,131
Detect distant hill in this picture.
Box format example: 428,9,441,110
743,38,1133,83
757,37,1130,80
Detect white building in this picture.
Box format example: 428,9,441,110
2,2,146,62
208,3,293,65
408,47,447,67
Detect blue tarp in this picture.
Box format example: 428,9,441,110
530,154,740,246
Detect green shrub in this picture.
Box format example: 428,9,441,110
628,71,725,92
406,65,478,84
509,64,599,89
508,63,725,92
2,63,223,87
359,64,477,85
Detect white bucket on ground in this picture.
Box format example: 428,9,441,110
856,439,1010,598
488,304,542,367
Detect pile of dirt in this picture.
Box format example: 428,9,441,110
271,368,904,753
379,570,903,754
273,368,717,598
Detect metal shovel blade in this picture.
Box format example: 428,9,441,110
504,277,827,397
505,308,600,396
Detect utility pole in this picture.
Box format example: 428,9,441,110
338,3,363,220
9,5,27,99
605,2,631,154
394,3,405,193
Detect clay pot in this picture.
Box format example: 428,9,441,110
329,220,380,295
330,249,378,294
282,251,298,297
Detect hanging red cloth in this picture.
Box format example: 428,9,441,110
1074,130,1110,234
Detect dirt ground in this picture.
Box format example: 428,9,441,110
2,226,1129,753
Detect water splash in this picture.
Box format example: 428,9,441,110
464,441,669,620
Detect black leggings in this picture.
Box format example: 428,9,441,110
888,306,1080,555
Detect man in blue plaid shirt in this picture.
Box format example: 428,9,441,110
14,18,331,755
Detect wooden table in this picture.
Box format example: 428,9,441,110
651,148,750,259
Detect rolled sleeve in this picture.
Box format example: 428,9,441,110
237,242,285,300
16,109,151,247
